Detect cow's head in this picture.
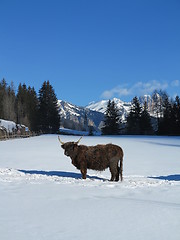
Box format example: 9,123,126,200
58,136,82,156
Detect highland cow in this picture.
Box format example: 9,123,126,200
58,136,124,181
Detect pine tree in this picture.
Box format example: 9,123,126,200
38,81,60,133
157,94,180,136
140,101,153,135
15,83,30,127
26,87,39,132
102,100,120,135
126,97,142,134
174,96,180,135
0,79,16,121
7,82,16,122
0,79,7,119
158,93,173,135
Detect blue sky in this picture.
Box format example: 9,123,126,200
0,0,180,106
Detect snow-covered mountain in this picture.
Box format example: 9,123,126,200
87,95,159,118
86,98,131,122
58,95,158,133
57,100,104,132
58,98,132,132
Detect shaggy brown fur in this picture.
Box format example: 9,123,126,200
59,139,124,181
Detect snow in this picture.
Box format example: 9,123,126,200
86,97,131,113
58,100,81,117
0,119,28,133
86,98,131,122
0,135,180,240
0,119,16,132
87,99,110,113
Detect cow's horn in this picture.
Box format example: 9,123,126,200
76,136,83,144
58,136,65,145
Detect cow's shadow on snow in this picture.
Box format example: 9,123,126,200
149,175,180,181
19,169,106,181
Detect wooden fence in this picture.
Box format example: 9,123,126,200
0,132,40,141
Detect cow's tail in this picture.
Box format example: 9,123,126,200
120,156,123,181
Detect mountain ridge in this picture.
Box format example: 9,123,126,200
58,95,157,133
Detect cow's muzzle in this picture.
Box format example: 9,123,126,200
64,150,69,156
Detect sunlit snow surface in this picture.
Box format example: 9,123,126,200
0,135,180,240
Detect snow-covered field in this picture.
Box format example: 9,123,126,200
0,135,180,240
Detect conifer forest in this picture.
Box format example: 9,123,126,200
0,79,60,134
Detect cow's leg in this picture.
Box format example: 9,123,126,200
109,168,113,181
120,158,123,181
115,166,120,181
109,165,117,181
80,168,87,179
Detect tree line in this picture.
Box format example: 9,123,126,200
0,79,60,133
102,91,180,136
1,78,180,136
